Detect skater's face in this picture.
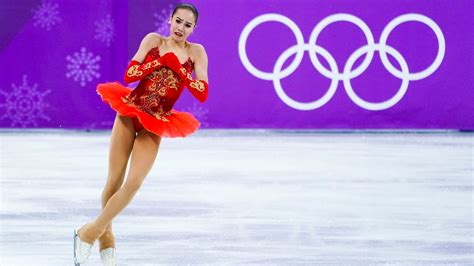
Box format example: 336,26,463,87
169,9,196,41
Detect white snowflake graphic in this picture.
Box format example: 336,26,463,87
94,14,115,47
0,75,52,127
184,102,209,127
32,0,61,31
66,47,101,87
153,4,174,35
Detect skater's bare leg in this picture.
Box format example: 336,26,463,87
97,114,136,250
78,129,162,244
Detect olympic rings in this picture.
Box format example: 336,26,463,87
238,13,445,111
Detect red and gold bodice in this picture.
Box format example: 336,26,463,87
121,47,197,122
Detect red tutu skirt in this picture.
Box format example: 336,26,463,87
96,82,200,138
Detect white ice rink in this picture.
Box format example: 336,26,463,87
0,130,472,265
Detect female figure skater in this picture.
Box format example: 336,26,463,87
73,3,208,265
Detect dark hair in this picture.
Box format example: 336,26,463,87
172,3,199,25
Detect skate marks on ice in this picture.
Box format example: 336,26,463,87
0,131,472,264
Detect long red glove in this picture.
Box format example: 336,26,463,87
180,68,208,103
187,79,208,103
123,58,161,84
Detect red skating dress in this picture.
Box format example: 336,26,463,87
96,46,209,138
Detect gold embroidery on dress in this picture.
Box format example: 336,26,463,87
165,75,179,91
157,87,167,96
121,92,172,123
146,67,179,91
120,59,192,123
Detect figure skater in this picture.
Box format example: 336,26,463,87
73,3,208,265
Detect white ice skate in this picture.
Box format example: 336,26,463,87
73,228,93,265
100,247,117,266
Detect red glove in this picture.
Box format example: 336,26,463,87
123,58,161,84
187,79,208,103
179,68,208,103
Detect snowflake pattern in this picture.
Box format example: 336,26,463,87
94,14,115,47
0,75,52,127
32,0,61,31
183,102,209,127
153,4,174,35
66,47,101,87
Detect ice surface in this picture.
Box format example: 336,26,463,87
0,130,472,265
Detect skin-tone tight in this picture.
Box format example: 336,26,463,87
77,114,161,250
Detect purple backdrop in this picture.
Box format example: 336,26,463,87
0,0,472,130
